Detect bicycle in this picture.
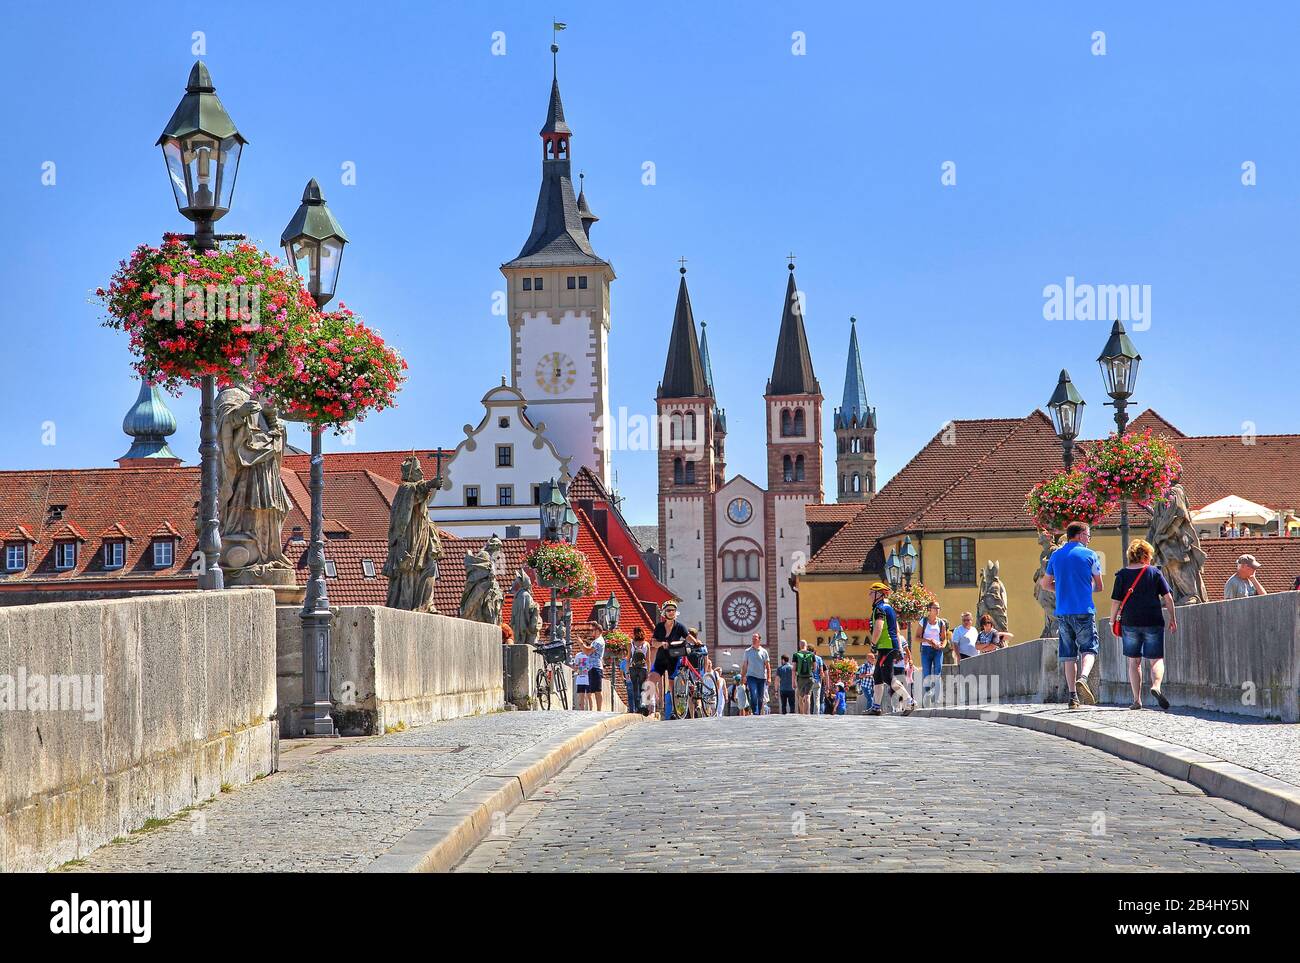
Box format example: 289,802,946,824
534,641,570,711
669,654,715,719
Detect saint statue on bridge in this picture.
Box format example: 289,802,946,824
383,455,443,612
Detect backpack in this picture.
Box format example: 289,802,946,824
793,649,815,678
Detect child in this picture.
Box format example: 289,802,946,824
835,682,847,715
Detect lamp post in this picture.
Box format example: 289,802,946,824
1098,320,1142,552
539,479,572,648
1046,369,1085,471
158,61,247,590
900,535,918,590
281,179,349,738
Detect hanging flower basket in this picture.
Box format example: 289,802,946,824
526,541,597,600
1080,429,1181,509
603,629,631,657
261,305,407,433
1026,469,1115,533
98,236,316,392
827,657,859,684
887,583,938,624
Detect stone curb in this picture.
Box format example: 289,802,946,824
364,713,641,873
913,706,1300,831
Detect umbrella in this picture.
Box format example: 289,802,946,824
1190,495,1277,529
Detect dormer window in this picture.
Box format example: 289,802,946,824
54,542,78,571
4,544,26,572
152,540,174,568
104,541,126,570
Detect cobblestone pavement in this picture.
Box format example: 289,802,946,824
455,716,1300,872
989,704,1300,789
62,711,613,873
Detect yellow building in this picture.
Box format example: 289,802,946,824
798,408,1300,663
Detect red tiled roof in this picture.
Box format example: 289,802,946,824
805,418,1023,574
100,522,134,540
282,470,396,540
566,465,676,605
281,448,452,485
0,467,197,586
1202,536,1300,595
804,407,1300,576
806,504,864,524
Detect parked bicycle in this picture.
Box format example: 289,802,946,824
534,641,570,711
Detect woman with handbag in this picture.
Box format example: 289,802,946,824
1109,538,1178,710
918,602,949,707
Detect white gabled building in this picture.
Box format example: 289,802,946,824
429,382,571,539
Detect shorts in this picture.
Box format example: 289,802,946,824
1121,625,1164,660
653,647,682,676
1057,613,1099,661
587,666,603,692
797,677,814,697
575,681,589,693
872,649,899,685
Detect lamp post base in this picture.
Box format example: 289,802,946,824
300,608,337,738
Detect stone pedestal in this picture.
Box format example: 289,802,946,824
230,567,304,605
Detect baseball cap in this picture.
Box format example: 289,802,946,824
1237,554,1261,569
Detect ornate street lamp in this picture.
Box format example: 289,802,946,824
538,479,573,647
158,62,247,590
281,179,349,309
885,549,902,592
1046,369,1086,470
900,535,918,589
281,180,349,738
1098,320,1142,550
602,591,621,633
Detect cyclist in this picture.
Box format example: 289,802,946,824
649,601,690,718
867,581,916,716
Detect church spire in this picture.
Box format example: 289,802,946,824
767,260,820,396
658,265,709,399
576,171,598,238
504,40,605,269
699,320,715,394
117,380,180,466
835,316,871,428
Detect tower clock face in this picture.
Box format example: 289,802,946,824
535,352,577,395
726,497,753,525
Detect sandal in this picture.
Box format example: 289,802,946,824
1150,687,1170,711
1128,702,1143,710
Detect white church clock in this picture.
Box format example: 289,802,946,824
535,351,578,395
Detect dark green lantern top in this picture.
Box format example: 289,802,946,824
1046,368,1086,443
1097,320,1142,400
158,62,246,223
281,179,349,308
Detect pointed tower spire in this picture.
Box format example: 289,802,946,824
504,41,605,269
117,380,180,466
834,316,870,429
768,260,820,395
576,171,598,238
658,265,709,398
699,320,715,394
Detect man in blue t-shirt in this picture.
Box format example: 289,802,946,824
1039,522,1104,708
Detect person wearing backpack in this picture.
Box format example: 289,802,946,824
792,639,817,714
918,602,949,707
1109,538,1177,711
627,626,650,715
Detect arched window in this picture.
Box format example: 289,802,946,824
866,436,874,454
793,409,806,436
685,411,696,440
669,412,681,443
837,437,845,455
723,553,737,580
673,458,684,485
780,409,792,437
852,473,861,493
747,552,760,579
795,455,805,481
867,472,875,492
839,474,845,494
783,455,794,482
684,460,696,485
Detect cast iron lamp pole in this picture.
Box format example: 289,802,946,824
1098,320,1142,553
281,179,349,737
539,479,571,647
158,62,247,590
1046,369,1085,471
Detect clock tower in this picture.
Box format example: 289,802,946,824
502,43,616,489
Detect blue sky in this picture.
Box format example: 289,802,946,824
2,2,1297,525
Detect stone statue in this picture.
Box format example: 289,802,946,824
977,559,1009,633
1033,532,1064,638
215,385,291,576
1147,482,1208,605
509,569,542,647
383,456,443,612
460,534,504,625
